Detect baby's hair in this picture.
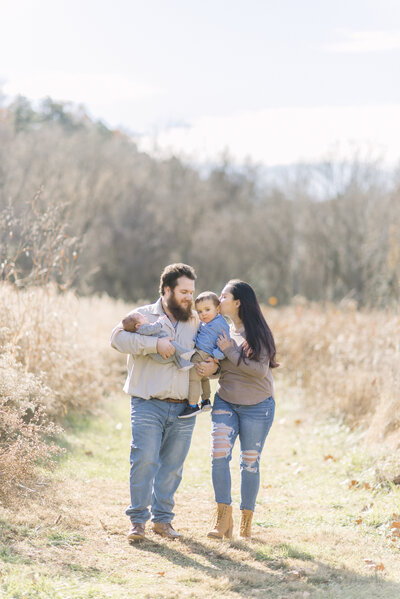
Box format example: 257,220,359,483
195,291,220,307
122,312,143,332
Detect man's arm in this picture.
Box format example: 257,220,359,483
110,324,158,355
136,321,176,358
111,323,176,359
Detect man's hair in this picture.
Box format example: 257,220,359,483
195,291,220,307
159,263,196,295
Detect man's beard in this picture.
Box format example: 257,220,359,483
166,292,193,322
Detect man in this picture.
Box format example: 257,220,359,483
111,263,215,542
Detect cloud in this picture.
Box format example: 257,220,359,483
326,29,400,53
3,71,165,106
138,105,400,166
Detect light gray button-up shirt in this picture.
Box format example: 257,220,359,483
110,298,199,400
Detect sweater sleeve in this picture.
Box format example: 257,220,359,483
222,345,270,378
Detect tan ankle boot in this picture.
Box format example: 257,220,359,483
240,509,253,539
207,503,233,539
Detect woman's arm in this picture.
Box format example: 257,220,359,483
217,331,269,378
223,345,269,378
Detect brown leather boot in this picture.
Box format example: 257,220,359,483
127,522,146,542
152,522,182,539
207,503,233,539
240,509,253,539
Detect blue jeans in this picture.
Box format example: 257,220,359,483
126,397,195,523
211,393,275,511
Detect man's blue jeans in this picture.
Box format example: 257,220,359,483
126,397,195,524
211,393,275,511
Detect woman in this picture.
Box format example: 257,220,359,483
207,279,278,540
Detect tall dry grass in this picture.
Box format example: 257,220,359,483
1,284,398,503
266,299,400,445
0,283,128,502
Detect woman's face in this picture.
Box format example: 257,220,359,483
219,285,240,319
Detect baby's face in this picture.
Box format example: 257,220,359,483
196,300,219,324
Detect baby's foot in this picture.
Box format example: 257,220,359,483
180,349,195,360
179,362,194,372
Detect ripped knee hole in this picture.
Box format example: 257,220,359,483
211,422,233,458
241,449,259,466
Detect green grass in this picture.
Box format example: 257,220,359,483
1,379,400,598
0,545,30,565
46,531,85,547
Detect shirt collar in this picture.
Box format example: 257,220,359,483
150,297,165,316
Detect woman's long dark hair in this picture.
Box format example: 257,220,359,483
227,279,278,368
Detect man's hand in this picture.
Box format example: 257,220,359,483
157,337,176,359
195,357,219,377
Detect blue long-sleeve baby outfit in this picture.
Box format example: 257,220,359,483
195,314,230,359
136,320,193,370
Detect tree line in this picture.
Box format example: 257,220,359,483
1,95,399,306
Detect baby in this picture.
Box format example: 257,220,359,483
122,312,193,371
178,291,230,419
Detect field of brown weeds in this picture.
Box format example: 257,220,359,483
266,299,400,446
1,284,399,505
0,284,124,501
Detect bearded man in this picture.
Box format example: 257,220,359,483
111,264,214,542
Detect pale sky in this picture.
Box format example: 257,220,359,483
1,0,399,166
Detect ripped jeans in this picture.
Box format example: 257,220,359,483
211,393,275,511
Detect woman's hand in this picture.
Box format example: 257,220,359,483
217,331,234,352
195,357,219,377
242,340,251,358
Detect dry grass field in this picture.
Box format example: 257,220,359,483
266,300,400,445
1,284,400,598
0,285,125,500
1,381,400,598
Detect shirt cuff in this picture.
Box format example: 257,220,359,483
145,337,159,354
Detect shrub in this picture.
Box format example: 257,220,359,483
0,353,62,503
0,283,122,502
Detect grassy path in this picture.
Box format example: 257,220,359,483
1,380,400,599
